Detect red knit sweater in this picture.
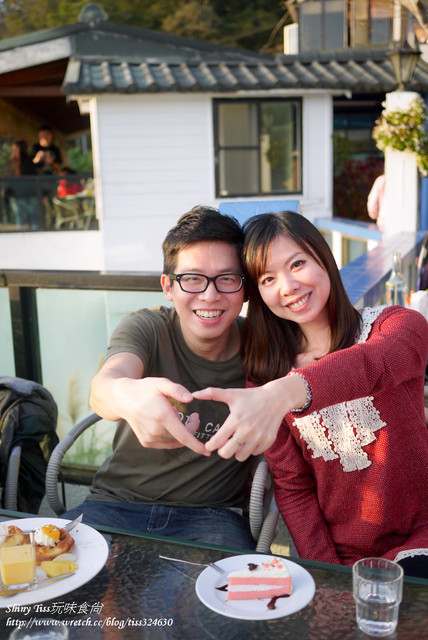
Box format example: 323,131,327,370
264,306,428,566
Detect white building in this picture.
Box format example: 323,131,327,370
0,4,427,272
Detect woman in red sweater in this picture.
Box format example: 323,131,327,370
196,210,428,578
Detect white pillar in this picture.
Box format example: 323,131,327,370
383,91,420,238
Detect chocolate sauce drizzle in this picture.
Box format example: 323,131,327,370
267,593,290,610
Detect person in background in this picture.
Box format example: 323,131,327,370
57,167,84,197
195,210,428,578
32,124,62,174
5,140,38,229
367,174,385,231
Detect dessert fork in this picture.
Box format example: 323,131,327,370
62,513,83,532
22,513,83,534
159,554,225,574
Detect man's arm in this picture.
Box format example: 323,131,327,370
90,352,208,455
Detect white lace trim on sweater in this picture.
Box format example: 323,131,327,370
356,306,386,344
293,306,387,472
394,548,428,563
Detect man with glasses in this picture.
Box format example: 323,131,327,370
61,206,255,549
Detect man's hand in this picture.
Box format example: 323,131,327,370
33,150,45,163
116,377,208,454
90,353,209,456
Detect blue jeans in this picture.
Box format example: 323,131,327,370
61,501,256,550
10,196,38,229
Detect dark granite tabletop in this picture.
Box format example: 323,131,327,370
0,511,427,640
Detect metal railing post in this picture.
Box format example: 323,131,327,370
8,285,42,383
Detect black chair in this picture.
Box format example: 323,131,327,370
45,413,282,553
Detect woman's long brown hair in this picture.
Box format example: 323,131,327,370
10,140,28,176
241,211,361,385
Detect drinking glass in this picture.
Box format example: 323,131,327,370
353,557,403,637
0,531,36,586
9,619,69,640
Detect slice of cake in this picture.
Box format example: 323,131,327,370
227,557,292,600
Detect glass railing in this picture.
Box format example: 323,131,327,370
315,216,382,269
1,270,168,468
0,287,14,372
340,230,425,308
0,174,97,232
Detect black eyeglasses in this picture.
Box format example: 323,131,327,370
170,273,245,293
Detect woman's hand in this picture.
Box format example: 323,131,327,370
193,374,308,460
193,385,285,460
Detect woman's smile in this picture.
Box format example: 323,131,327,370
287,292,311,310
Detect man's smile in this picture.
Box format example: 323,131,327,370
194,309,224,319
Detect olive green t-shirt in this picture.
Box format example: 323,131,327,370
89,306,251,508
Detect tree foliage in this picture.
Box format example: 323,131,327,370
162,1,221,42
0,1,426,52
0,0,287,52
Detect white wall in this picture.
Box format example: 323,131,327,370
383,91,420,238
0,91,333,272
0,231,103,270
302,93,333,219
92,93,217,271
93,91,333,271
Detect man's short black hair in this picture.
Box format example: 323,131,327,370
162,205,243,274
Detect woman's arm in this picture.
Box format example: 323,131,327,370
297,306,428,412
193,372,308,460
195,307,428,459
382,526,428,563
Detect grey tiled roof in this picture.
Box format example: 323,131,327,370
62,46,428,95
0,16,427,95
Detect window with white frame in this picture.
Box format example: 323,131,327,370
298,0,346,52
214,99,302,197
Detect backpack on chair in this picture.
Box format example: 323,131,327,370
0,377,59,513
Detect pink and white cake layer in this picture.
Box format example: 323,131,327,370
227,557,292,601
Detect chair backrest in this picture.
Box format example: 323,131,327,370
52,197,80,229
0,376,58,512
45,413,101,515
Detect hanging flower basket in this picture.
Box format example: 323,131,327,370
372,96,428,176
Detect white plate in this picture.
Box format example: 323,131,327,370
0,517,109,608
195,554,315,621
